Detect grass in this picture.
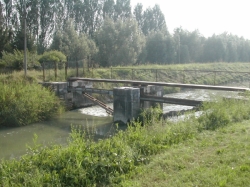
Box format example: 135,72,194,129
121,121,250,187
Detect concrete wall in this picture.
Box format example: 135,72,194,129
41,81,94,109
141,85,163,109
113,87,140,124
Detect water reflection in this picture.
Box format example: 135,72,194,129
0,109,115,160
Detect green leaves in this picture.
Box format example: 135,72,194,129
96,18,145,67
39,50,66,63
0,49,40,70
0,81,63,127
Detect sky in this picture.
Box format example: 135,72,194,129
131,0,250,39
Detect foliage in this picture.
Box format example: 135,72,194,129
95,18,145,67
1,1,250,67
2,96,250,185
0,50,40,70
51,20,97,62
39,50,66,63
0,80,64,127
199,96,250,130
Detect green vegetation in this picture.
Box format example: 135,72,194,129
1,95,250,186
0,77,64,127
0,50,40,70
38,50,66,64
121,121,250,187
1,1,250,70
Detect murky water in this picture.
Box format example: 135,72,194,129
0,82,247,160
0,109,118,160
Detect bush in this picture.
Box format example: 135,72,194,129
198,95,250,130
0,50,40,70
0,81,64,127
39,50,66,63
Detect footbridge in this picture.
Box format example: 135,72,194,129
42,78,250,124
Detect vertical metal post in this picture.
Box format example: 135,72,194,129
111,67,112,79
24,0,27,76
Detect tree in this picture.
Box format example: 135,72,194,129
114,0,131,21
142,5,167,35
38,0,57,54
39,50,66,63
0,2,13,56
203,35,226,62
95,18,145,67
50,20,97,62
145,31,167,64
82,0,103,36
103,0,115,19
133,3,143,30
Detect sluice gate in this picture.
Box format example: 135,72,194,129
41,78,249,124
82,92,113,115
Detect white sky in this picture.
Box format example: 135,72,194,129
131,0,250,39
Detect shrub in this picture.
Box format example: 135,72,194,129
0,50,40,70
198,95,250,130
39,50,66,63
0,81,64,127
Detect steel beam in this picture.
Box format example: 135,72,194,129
68,78,249,92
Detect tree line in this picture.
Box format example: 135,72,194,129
0,0,250,69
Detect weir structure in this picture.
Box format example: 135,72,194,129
41,78,250,124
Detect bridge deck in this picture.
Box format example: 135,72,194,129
68,78,249,92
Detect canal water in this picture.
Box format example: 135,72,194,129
0,82,247,160
0,107,118,160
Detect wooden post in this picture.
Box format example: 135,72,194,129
155,69,158,82
111,67,113,79
132,68,134,80
54,61,57,81
42,61,45,82
183,72,185,83
76,59,79,77
65,59,68,80
214,71,217,85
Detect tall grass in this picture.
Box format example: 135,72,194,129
0,80,64,127
1,95,250,186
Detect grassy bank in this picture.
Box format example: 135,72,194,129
1,94,250,186
2,62,250,82
0,77,64,127
2,62,250,97
121,120,250,187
